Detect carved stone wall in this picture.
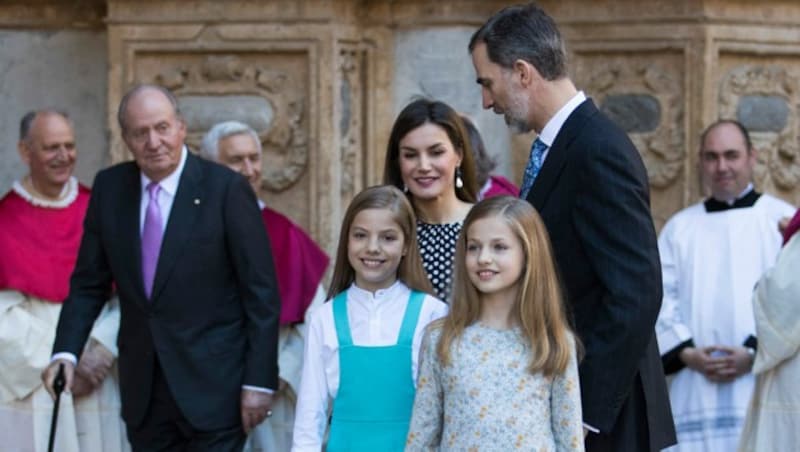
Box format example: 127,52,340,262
2,0,800,253
0,1,107,193
104,0,395,256
574,53,686,230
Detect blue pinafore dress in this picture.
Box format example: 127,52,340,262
326,289,425,451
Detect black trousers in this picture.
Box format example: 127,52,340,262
584,375,652,452
126,359,245,452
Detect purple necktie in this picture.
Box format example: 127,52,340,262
142,182,163,299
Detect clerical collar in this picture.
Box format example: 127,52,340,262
704,187,760,213
12,176,79,209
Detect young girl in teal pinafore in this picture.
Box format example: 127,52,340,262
291,186,447,452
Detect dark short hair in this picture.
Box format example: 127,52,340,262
460,115,496,188
117,84,181,132
468,2,567,80
19,109,71,142
700,119,753,152
383,98,478,204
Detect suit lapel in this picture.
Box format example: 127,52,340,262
150,153,204,302
527,99,598,210
117,164,148,305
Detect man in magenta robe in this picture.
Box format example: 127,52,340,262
0,110,128,451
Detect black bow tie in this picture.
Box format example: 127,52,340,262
704,189,760,213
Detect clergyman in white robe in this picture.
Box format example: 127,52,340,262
0,179,130,452
656,190,794,452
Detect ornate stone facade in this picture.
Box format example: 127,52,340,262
2,0,800,255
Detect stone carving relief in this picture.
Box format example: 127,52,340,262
579,61,684,189
139,54,308,192
339,45,364,200
719,65,800,191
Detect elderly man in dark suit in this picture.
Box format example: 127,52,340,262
42,84,281,451
470,3,676,451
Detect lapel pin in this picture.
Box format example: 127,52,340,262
194,198,201,205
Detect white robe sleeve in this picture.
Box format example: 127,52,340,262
656,222,693,355
279,284,327,395
752,234,800,374
0,290,56,401
88,295,121,357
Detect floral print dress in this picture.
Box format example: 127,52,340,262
406,323,584,451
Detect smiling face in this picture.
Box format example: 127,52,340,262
19,112,77,195
347,208,407,293
465,215,525,300
700,122,756,202
121,88,187,182
397,122,463,202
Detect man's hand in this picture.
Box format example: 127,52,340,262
71,373,95,399
709,346,754,382
241,389,273,434
679,346,728,381
41,359,75,400
76,340,114,387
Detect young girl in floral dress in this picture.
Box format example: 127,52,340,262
406,196,584,451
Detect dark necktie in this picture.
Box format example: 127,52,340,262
519,138,548,199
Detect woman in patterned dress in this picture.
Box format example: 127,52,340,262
406,196,584,451
383,99,478,302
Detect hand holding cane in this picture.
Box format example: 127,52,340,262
47,363,66,452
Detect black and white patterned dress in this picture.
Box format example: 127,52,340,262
416,221,463,302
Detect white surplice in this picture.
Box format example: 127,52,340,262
0,292,129,452
243,284,327,452
0,181,129,452
656,193,795,452
738,233,800,452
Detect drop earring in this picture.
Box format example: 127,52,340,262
455,166,464,189
403,184,409,193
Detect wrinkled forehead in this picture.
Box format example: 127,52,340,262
29,113,75,143
124,89,180,126
220,132,261,156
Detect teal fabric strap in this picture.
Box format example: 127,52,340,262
396,290,425,346
332,290,353,347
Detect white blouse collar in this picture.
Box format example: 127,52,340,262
348,280,407,302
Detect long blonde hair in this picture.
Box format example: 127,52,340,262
327,185,434,299
437,196,576,376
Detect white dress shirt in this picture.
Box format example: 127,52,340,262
138,146,187,235
291,281,448,451
537,91,586,163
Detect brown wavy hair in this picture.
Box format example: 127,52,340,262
383,98,478,204
436,196,577,376
327,185,434,299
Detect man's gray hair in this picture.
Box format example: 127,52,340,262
468,2,567,81
200,120,262,162
19,109,72,142
117,84,181,133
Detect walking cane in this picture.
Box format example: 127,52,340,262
47,363,66,452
